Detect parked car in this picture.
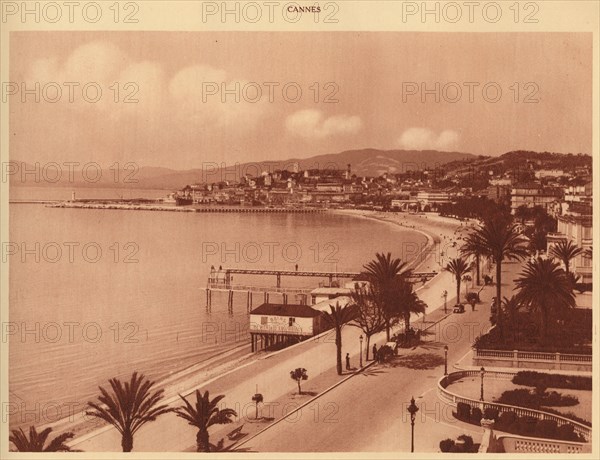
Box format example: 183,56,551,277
453,304,465,314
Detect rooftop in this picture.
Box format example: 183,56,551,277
250,303,322,318
310,287,353,295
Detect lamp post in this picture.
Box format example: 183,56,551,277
442,290,448,314
480,366,485,401
359,335,363,367
444,345,449,375
407,397,419,453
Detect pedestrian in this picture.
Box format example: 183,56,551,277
345,353,350,370
295,263,298,271
372,344,378,362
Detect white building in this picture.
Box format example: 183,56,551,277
547,202,592,283
249,303,327,351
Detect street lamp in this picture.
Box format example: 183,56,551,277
480,366,485,401
442,290,448,314
407,397,419,453
444,345,449,375
359,335,363,367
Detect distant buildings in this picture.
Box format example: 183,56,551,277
547,201,593,283
510,185,563,214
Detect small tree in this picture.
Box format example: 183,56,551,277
290,368,308,395
349,285,385,360
251,392,263,420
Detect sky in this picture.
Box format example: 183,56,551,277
9,31,592,169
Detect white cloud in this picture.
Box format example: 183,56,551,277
167,65,269,129
24,42,268,129
397,128,460,151
286,110,362,139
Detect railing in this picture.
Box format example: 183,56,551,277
206,282,313,295
474,348,592,366
497,434,591,453
437,370,592,441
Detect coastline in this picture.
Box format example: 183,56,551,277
18,209,465,448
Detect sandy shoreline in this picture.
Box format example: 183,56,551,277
24,210,468,445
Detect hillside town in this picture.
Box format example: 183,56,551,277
173,151,592,286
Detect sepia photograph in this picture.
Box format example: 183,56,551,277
1,1,598,457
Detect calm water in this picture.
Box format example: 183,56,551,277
8,187,425,429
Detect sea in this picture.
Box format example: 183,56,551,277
6,186,427,430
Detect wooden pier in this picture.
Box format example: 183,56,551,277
203,266,438,313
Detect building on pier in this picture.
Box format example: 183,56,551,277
249,303,328,351
310,287,353,305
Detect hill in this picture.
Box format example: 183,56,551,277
9,149,477,190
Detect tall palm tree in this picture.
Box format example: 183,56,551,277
501,295,521,342
396,278,427,332
445,257,472,304
361,252,411,340
549,240,583,276
9,426,74,452
461,233,485,286
174,390,237,452
465,216,529,322
86,372,172,452
322,301,356,375
514,258,575,342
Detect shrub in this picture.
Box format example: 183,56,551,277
483,407,499,421
517,416,538,437
454,402,471,421
466,292,479,304
556,423,577,441
496,411,517,431
543,408,592,427
470,407,482,425
574,282,592,293
535,419,558,439
513,371,592,391
542,391,578,407
439,438,455,452
457,434,474,451
496,389,541,409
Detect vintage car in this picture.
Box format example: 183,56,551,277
453,303,465,314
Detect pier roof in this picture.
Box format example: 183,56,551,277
250,303,322,318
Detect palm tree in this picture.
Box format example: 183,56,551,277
462,274,472,297
501,295,521,342
9,426,74,452
174,390,237,452
445,257,472,304
549,240,583,276
361,252,411,340
322,301,356,375
461,233,485,286
396,278,427,332
514,258,575,342
86,372,172,452
465,216,529,322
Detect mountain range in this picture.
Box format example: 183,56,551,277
9,149,477,190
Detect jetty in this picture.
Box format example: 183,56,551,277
47,201,325,213
204,266,438,313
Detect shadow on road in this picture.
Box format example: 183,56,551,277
385,353,445,370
